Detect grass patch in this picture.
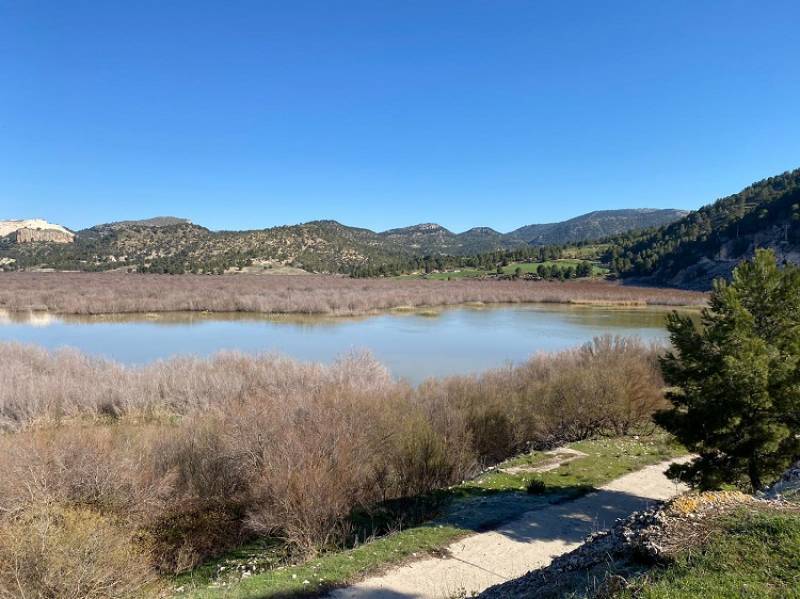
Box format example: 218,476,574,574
500,259,608,277
175,433,684,598
461,434,682,495
423,269,485,280
561,244,610,260
178,525,462,598
395,259,609,280
621,506,800,598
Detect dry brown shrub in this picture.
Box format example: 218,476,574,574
144,418,250,572
0,503,153,599
385,411,464,496
0,426,167,519
578,336,667,435
509,336,666,445
0,336,667,572
0,272,706,317
417,376,515,464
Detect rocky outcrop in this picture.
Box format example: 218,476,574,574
14,227,75,244
0,219,74,244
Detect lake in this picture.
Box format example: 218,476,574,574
0,304,683,382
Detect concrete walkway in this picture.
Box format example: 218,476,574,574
329,458,689,599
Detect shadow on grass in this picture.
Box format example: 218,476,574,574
322,488,669,599
181,469,676,598
346,482,594,547
361,485,665,548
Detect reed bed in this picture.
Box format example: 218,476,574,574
0,272,705,316
0,337,667,597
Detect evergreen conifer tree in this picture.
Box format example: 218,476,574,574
656,249,800,491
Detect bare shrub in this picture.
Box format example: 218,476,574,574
578,336,667,435
384,411,463,496
0,503,152,599
415,336,667,458
0,272,706,317
0,336,667,575
507,336,666,445
0,426,166,518
244,411,381,555
417,376,516,464
145,418,250,572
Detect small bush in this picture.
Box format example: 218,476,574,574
526,479,547,494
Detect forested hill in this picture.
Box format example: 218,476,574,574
605,168,800,289
0,209,684,274
510,209,688,245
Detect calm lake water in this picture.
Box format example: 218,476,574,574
0,304,682,382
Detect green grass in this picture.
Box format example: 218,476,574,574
174,434,684,598
179,525,462,598
500,259,609,277
423,269,484,280
560,244,610,260
395,258,609,280
620,507,800,598
462,434,680,494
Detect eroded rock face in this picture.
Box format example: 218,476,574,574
0,220,74,244
14,227,75,244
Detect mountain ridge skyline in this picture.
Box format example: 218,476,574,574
2,207,689,238
0,208,688,274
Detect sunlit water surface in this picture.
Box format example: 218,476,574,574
0,304,687,383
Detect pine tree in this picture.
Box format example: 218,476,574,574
656,249,800,491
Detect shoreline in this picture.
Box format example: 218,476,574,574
0,299,702,326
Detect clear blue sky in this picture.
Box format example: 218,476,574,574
1,1,799,233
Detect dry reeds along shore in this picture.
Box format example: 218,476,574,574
0,272,705,316
0,337,667,596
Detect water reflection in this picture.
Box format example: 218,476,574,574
0,304,694,383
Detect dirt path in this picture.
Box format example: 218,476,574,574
329,457,690,599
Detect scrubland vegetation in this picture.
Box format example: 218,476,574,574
0,336,667,597
0,272,704,316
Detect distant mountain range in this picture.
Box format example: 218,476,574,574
377,209,688,255
511,209,689,245
5,166,800,288
0,209,686,274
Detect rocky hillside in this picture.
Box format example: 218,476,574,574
0,209,686,274
0,220,410,274
378,209,687,254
